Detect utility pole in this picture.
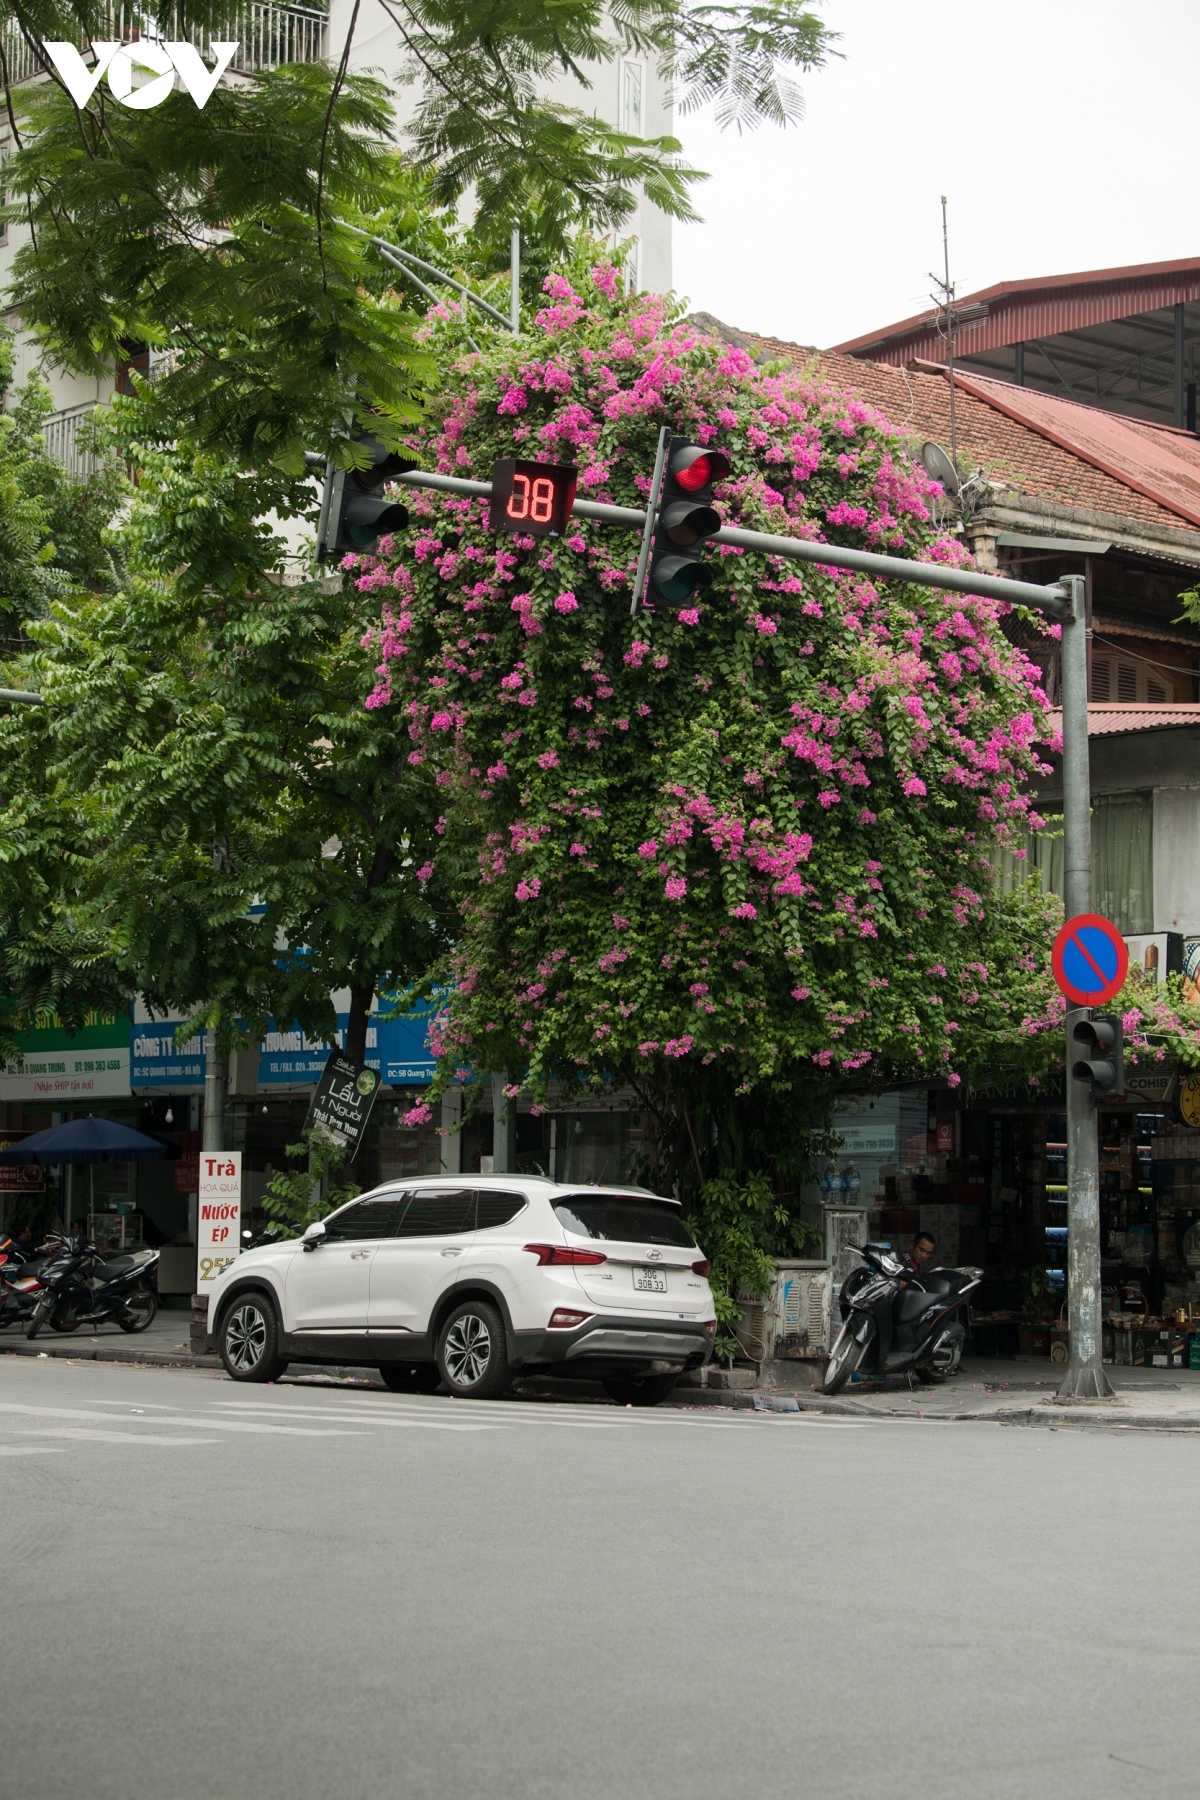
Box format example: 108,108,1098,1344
202,1029,224,1155
1056,573,1114,1402
510,227,521,338
491,1074,516,1174
929,198,959,474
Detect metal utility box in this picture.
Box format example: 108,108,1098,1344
735,1260,831,1363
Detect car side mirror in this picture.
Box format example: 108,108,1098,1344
301,1220,326,1253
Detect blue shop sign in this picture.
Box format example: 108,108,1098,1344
258,996,437,1087
131,1019,205,1090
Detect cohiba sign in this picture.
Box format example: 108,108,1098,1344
42,40,238,110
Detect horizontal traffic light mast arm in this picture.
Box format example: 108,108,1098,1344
390,470,1072,620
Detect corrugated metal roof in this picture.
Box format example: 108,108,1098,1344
829,256,1200,364
951,370,1200,530
1046,704,1200,738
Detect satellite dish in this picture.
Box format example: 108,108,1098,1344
920,441,960,496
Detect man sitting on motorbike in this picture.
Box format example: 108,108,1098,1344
902,1231,936,1281
872,1231,937,1372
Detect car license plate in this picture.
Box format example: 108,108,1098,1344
634,1266,668,1293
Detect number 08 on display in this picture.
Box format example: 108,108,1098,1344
489,458,578,539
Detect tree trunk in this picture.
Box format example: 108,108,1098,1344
343,984,374,1065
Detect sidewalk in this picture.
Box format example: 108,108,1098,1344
723,1358,1200,1430
0,1310,218,1368
4,1320,1200,1427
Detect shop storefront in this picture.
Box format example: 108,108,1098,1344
843,1072,1200,1369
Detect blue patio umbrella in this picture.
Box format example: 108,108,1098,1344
0,1117,178,1164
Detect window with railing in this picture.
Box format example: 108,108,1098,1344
2,3,327,88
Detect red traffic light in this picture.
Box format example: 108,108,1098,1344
671,447,731,492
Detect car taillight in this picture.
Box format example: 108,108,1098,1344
703,1320,717,1338
691,1259,712,1277
523,1242,608,1266
548,1308,592,1330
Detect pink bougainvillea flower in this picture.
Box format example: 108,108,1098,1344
354,268,1108,1112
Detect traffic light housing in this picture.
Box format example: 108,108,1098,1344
647,437,730,605
1071,1014,1125,1098
320,436,416,561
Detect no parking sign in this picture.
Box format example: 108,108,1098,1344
1051,914,1129,1008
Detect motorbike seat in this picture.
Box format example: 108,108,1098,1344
898,1287,939,1323
98,1251,155,1279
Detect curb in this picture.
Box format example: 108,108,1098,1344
1,1338,221,1370
7,1339,1200,1429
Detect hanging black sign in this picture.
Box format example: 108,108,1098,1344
305,1053,383,1159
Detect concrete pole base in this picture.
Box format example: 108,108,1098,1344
1053,1365,1117,1403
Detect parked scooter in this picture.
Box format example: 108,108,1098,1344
26,1234,159,1339
0,1232,52,1330
821,1242,982,1394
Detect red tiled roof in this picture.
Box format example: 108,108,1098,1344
950,370,1200,532
1047,704,1200,737
747,339,1191,533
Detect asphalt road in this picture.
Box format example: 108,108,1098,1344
2,1356,1194,1800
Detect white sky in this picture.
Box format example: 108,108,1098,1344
673,0,1200,350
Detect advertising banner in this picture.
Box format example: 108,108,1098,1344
306,1054,383,1157
197,1150,241,1290
0,1132,45,1192
0,1012,131,1102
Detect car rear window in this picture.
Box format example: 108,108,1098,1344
553,1195,696,1247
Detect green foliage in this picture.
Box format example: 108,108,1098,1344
5,68,434,472
684,1170,821,1361
3,5,836,467
0,408,452,1054
261,1131,360,1239
388,0,836,242
0,344,124,637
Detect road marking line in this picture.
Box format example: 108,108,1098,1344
0,1403,365,1439
15,1430,212,1446
0,1445,69,1456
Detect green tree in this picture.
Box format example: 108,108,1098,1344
0,416,452,1063
3,6,835,471
345,254,1086,1195
0,341,124,637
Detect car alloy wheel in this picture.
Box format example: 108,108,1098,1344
443,1312,491,1386
436,1299,511,1399
225,1300,268,1372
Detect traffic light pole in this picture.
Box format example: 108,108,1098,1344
391,469,1072,618
1057,574,1114,1402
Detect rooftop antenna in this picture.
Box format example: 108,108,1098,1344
928,195,959,479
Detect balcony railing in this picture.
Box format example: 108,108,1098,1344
2,3,328,89
41,404,102,479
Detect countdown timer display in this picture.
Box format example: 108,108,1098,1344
489,458,578,538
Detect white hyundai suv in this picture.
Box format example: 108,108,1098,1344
204,1176,716,1406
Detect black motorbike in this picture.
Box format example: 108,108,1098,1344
26,1235,160,1340
821,1242,982,1394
